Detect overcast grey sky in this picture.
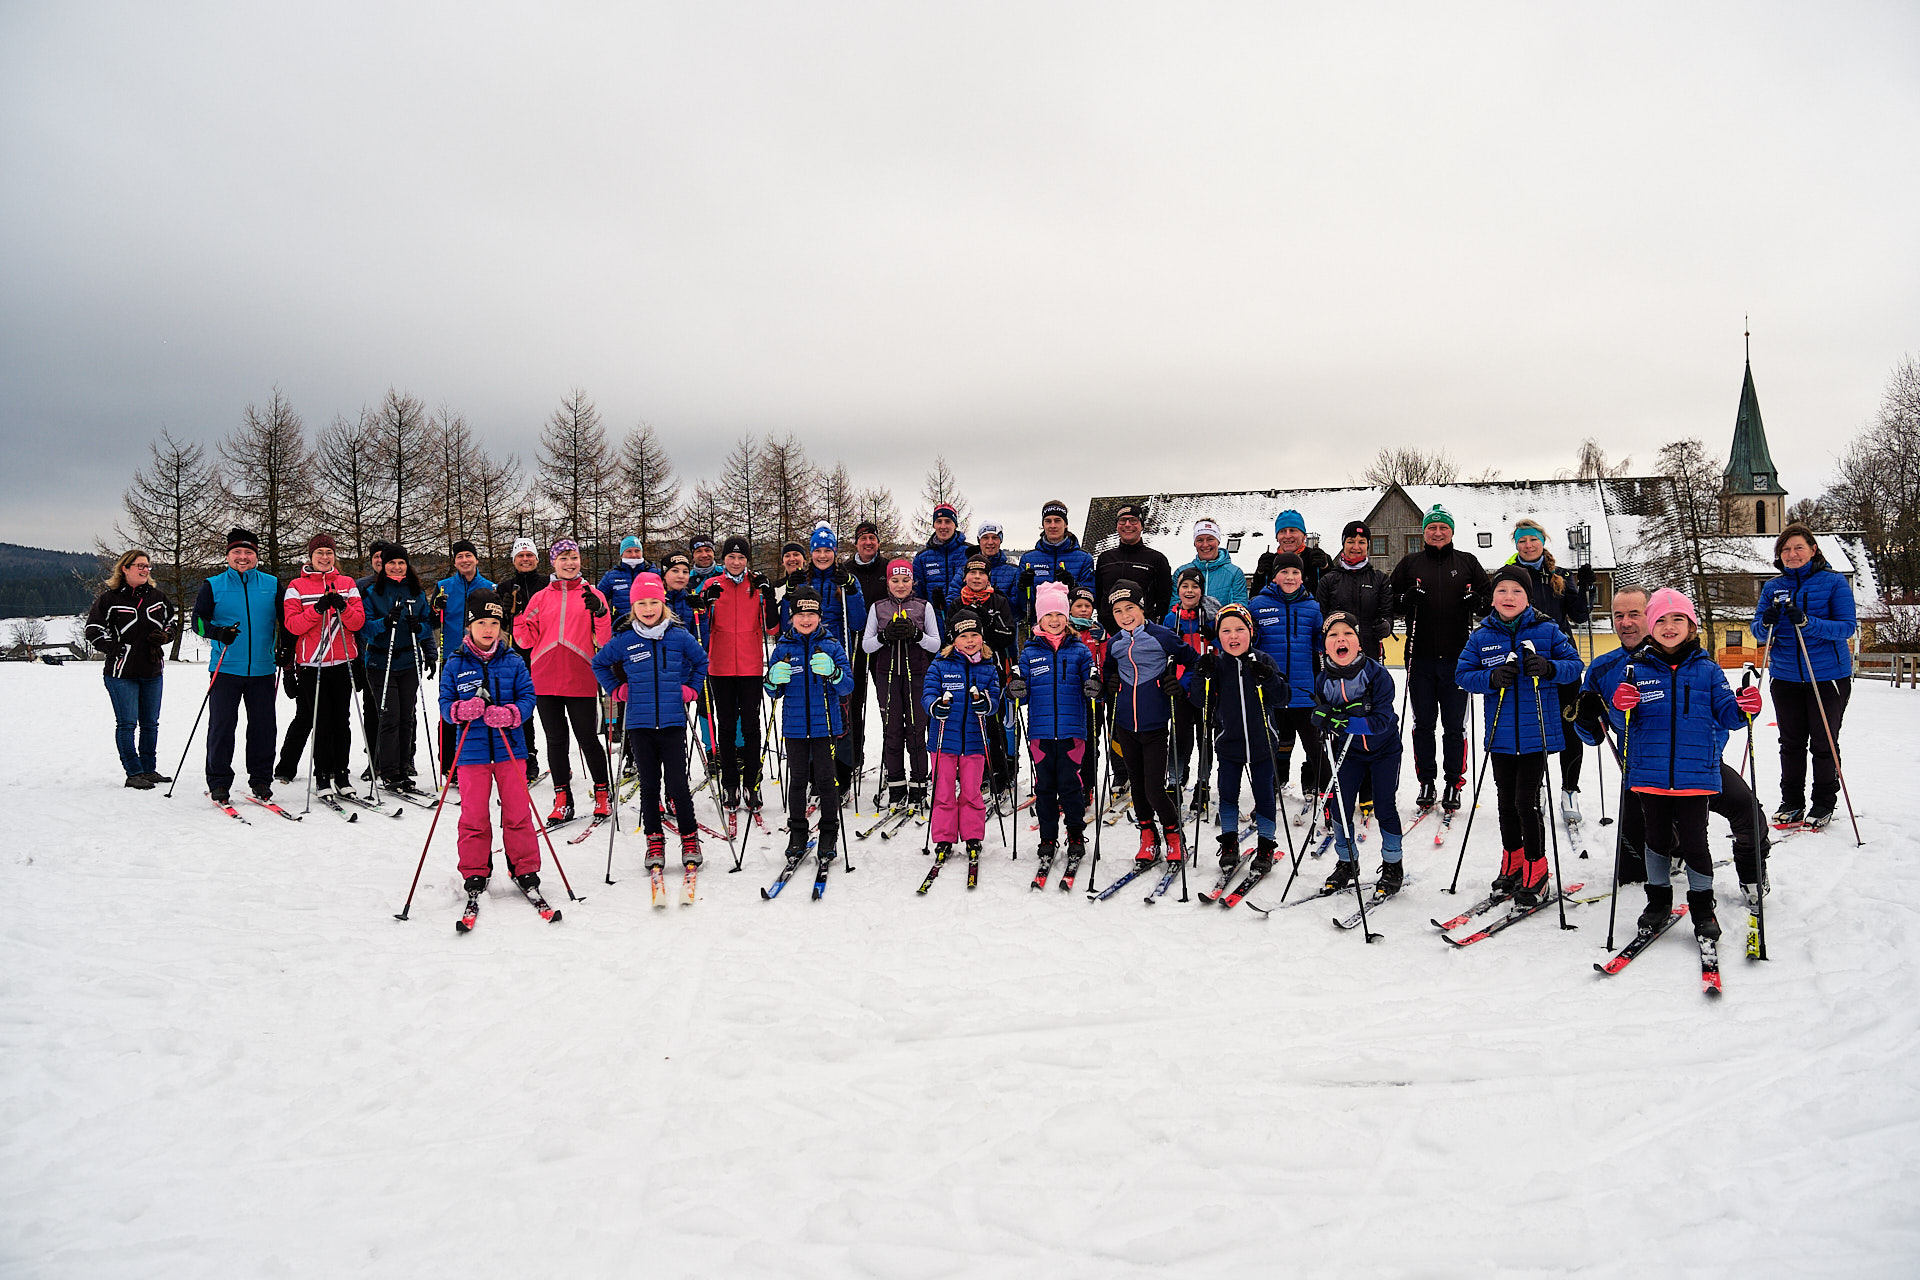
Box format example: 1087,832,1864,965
2,2,1915,552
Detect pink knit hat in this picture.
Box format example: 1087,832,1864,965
633,572,666,604
1645,586,1699,627
1035,581,1070,619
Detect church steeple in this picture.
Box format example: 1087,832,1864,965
1720,323,1787,535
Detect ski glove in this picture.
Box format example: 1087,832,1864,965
1576,563,1595,591
682,685,700,704
582,589,606,617
768,660,794,686
1004,675,1027,701
1487,660,1519,690
1784,599,1808,627
317,591,347,613
482,703,521,729
1611,682,1642,712
1576,690,1607,738
702,579,727,602
200,621,240,645
1522,652,1557,681
453,695,488,721
420,656,435,679
1158,668,1181,698
882,615,918,643
968,685,988,707
1081,676,1103,700
808,651,837,677
281,668,301,700
1735,685,1763,716
934,693,954,714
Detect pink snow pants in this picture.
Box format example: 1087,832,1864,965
457,761,540,879
930,752,986,843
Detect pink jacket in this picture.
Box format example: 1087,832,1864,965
512,575,612,696
283,567,366,667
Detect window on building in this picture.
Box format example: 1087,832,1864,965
1707,580,1723,601
1727,629,1745,648
1369,536,1387,557
1477,532,1493,548
1406,535,1421,555
1225,535,1241,553
1755,500,1767,535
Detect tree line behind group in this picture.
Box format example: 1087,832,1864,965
105,386,975,657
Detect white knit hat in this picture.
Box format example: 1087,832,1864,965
511,537,537,557
1194,519,1221,541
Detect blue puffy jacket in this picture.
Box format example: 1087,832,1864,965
664,587,706,642
1015,632,1096,742
913,533,972,613
1455,609,1584,754
592,617,709,730
435,571,495,662
922,650,1002,755
360,579,437,675
596,560,658,623
779,566,866,654
1103,621,1190,733
765,629,855,738
1613,641,1744,793
193,567,281,677
438,641,537,764
1017,534,1096,620
1176,552,1249,605
1188,649,1288,763
1246,583,1322,709
1751,555,1856,684
1313,656,1401,760
979,548,1022,601
1579,641,1743,760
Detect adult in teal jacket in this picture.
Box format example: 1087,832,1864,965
1749,523,1857,825
1176,518,1249,605
190,528,283,802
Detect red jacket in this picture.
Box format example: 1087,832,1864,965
702,573,778,678
283,567,366,666
512,575,613,697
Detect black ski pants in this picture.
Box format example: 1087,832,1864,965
207,673,277,795
1772,676,1850,812
872,647,929,787
1557,683,1584,791
1491,751,1548,859
1169,692,1201,789
1638,791,1714,891
626,726,696,838
277,664,353,783
371,668,420,781
1113,724,1180,836
538,694,609,791
710,675,763,792
785,736,840,849
1408,654,1469,787
1270,705,1323,799
1031,737,1086,844
1616,763,1767,886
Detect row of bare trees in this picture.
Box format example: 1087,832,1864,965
111,386,976,655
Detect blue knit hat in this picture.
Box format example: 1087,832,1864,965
619,535,644,559
810,521,837,552
1274,509,1305,535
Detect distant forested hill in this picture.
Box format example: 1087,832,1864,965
0,543,102,618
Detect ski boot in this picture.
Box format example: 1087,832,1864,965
1249,836,1277,876
1416,780,1437,810
1636,884,1674,934
592,784,611,819
1513,855,1549,906
250,782,274,802
464,874,489,893
1740,879,1770,910
723,783,741,811
1806,802,1836,831
906,782,927,811
965,839,982,885
746,784,764,813
932,840,953,859
679,831,702,868
210,787,231,804
1687,890,1721,941
1216,831,1240,871
1376,859,1405,897
512,871,540,893
526,760,541,784
1442,781,1463,813
1163,829,1186,864
1189,782,1210,816
1134,823,1159,869
274,770,296,786
1322,859,1358,894
1559,788,1581,825
1491,847,1524,894
1772,803,1804,826
645,833,666,869
548,787,574,824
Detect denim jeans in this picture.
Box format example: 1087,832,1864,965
104,673,164,775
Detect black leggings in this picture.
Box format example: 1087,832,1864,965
1112,725,1179,835
625,726,695,837
1491,751,1548,858
710,675,763,791
1637,791,1713,889
785,736,840,847
538,694,609,790
1032,737,1086,843
1773,677,1850,811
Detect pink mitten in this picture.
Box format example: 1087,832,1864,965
682,685,700,703
453,696,487,721
483,704,520,729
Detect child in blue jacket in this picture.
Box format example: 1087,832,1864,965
592,573,710,873
1008,582,1097,877
1455,565,1584,905
765,587,856,863
439,589,540,899
1246,552,1324,810
1098,580,1193,868
1609,588,1761,942
922,609,1003,871
1165,567,1219,812
1313,610,1406,896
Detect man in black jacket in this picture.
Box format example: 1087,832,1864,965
1094,503,1173,632
843,520,891,803
1387,505,1488,809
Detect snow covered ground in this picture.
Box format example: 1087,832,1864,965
4,661,1918,1278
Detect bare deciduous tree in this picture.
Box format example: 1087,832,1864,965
911,456,972,541
8,618,49,649
1557,438,1633,481
109,428,225,659
370,388,435,555
1646,438,1740,639
536,388,614,559
854,485,906,553
755,432,819,555
1822,354,1920,599
618,421,680,557
469,446,526,579
221,386,316,577
816,462,858,538
313,409,383,566
1360,446,1460,487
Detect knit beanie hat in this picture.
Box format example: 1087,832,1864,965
227,527,259,552
465,588,505,626
306,533,336,555
722,535,750,560
1035,581,1070,618
1645,586,1699,627
1273,510,1305,535
810,522,837,552
1270,551,1305,575
1490,564,1534,594
632,572,666,604
1423,504,1455,531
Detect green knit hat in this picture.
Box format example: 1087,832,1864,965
1422,504,1455,532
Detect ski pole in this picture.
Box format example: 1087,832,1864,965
699,678,744,873
1009,696,1024,862
163,638,229,799
499,721,580,901
1789,617,1861,846
975,703,1007,849
822,674,854,873
1602,659,1635,950
299,610,343,815
1738,664,1768,960
1189,675,1209,890
1522,641,1575,930
1277,733,1353,903
925,708,950,857
1084,699,1110,896
1445,655,1515,894
1255,681,1296,869
1323,732,1376,942
394,713,477,920
604,715,627,885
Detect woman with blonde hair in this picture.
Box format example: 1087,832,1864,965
85,548,178,788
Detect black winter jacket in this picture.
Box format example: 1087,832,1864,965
1094,539,1173,631
1315,558,1396,658
1387,544,1490,661
87,582,177,679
